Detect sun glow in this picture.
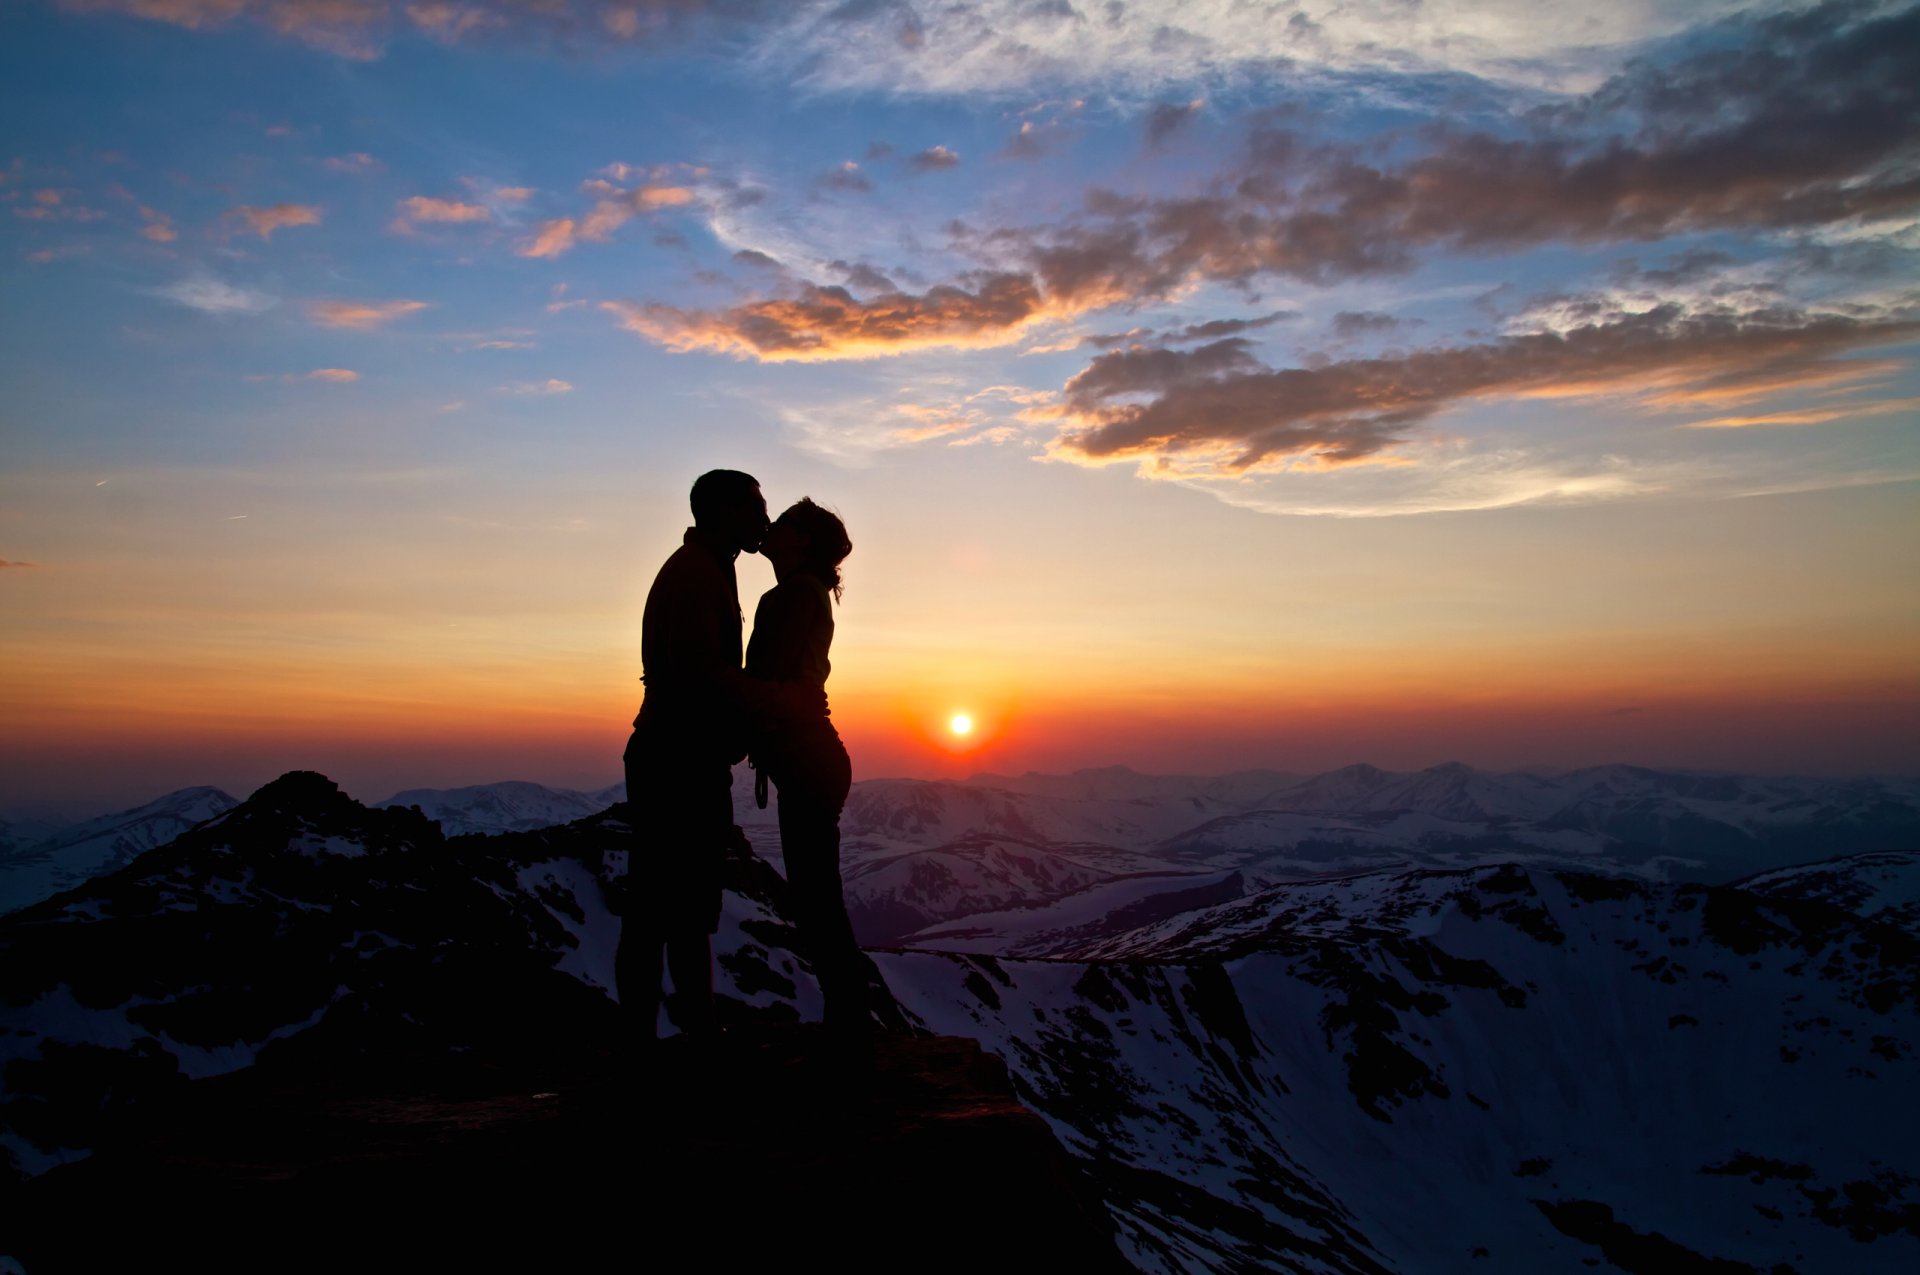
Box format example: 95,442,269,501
949,713,973,736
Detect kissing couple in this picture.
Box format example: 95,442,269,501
614,468,871,1051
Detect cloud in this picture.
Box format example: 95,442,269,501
755,0,1767,97
322,152,382,174
1001,121,1048,160
64,0,387,58
604,273,1053,361
907,145,960,173
516,180,695,257
1145,99,1204,147
1048,301,1920,473
992,4,1920,304
1687,396,1920,429
1331,311,1400,338
497,378,573,394
389,194,491,232
820,162,871,193
155,276,278,314
306,298,429,328
137,206,177,242
230,202,323,239
306,367,360,382
57,0,1765,93
13,198,106,223
0,559,36,570
775,383,1047,465
520,217,579,259
1170,312,1297,342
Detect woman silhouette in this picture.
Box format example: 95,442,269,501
746,498,870,1035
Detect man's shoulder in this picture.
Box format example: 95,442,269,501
651,540,726,589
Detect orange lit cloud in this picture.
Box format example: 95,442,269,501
0,558,37,569
13,198,107,223
1687,396,1920,429
389,194,491,233
64,0,385,58
230,202,323,239
517,181,695,258
137,206,177,241
1048,305,1920,472
604,274,1054,362
306,297,428,328
306,367,360,382
520,217,578,259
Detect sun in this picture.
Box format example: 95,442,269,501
949,713,973,737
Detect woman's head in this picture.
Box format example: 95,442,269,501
767,498,852,599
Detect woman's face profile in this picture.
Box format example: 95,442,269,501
762,515,807,572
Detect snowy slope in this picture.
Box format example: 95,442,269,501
0,786,236,915
1735,850,1920,934
377,779,616,835
879,866,1920,1273
0,771,854,1179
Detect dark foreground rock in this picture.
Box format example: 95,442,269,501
7,1026,1123,1273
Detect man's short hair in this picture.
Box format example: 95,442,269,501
689,469,761,524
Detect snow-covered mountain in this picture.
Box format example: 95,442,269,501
5,769,1917,1272
880,864,1920,1271
377,779,625,836
0,771,865,1181
0,786,236,914
1734,849,1920,934
12,763,1916,955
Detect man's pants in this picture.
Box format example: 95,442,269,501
615,730,732,1039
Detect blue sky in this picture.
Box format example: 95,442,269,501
3,0,1917,809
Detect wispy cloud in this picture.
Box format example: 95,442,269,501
306,367,360,382
1687,396,1920,429
0,558,37,570
776,383,1046,465
322,152,382,175
516,176,696,258
306,298,429,328
154,276,278,315
229,202,323,240
389,195,491,233
496,378,573,394
136,205,176,242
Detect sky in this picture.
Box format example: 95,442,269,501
1,0,1917,813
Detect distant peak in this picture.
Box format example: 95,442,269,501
248,771,345,807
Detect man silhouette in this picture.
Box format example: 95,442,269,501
615,469,768,1046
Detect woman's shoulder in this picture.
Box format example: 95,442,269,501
761,575,833,611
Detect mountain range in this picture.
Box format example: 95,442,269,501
3,764,1917,1271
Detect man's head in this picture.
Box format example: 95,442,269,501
689,469,769,554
